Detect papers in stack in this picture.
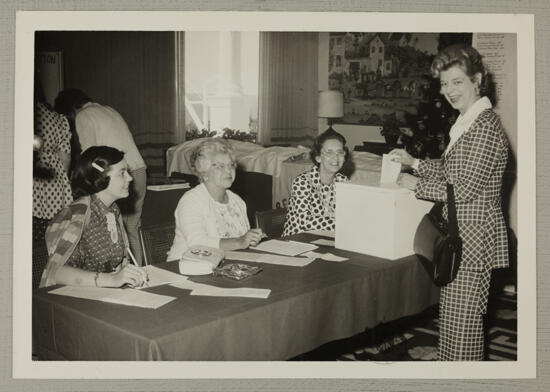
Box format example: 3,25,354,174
147,183,190,191
49,286,176,309
251,239,318,256
225,251,315,267
310,238,335,247
302,250,348,262
169,279,270,298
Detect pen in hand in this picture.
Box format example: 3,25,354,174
127,247,149,286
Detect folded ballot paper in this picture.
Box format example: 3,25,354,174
380,153,402,184
179,245,224,275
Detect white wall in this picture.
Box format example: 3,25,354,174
317,32,384,149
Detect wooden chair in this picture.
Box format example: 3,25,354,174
32,241,49,290
140,223,175,265
255,208,287,239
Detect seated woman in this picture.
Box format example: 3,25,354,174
282,129,350,236
39,146,148,288
167,138,263,261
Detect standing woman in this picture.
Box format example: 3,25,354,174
40,146,148,288
390,44,509,360
33,93,73,243
282,129,350,236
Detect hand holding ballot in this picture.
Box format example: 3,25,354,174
388,148,416,167
388,149,419,190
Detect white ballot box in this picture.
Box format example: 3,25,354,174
335,182,433,260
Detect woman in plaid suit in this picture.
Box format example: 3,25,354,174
391,45,509,360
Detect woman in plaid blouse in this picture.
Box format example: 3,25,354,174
391,45,509,360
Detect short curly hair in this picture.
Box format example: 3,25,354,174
190,138,237,181
431,44,488,96
310,128,350,168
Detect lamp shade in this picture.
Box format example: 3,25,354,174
318,90,344,118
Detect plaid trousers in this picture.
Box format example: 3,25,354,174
438,267,492,361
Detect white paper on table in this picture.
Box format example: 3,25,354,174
250,239,318,256
169,279,212,291
381,153,402,184
137,265,188,289
101,290,176,309
49,286,122,300
304,229,335,238
225,251,315,267
224,251,263,262
302,250,348,262
190,286,271,299
49,285,176,309
310,238,335,247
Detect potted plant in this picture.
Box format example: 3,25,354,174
380,113,402,147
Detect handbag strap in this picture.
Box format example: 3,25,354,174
446,183,459,239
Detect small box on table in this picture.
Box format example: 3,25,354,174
335,182,433,260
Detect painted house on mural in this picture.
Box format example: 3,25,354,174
329,32,424,99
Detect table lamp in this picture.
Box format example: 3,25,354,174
318,90,344,132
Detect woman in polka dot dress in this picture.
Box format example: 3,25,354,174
33,101,74,242
282,129,351,236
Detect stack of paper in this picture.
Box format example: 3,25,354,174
147,183,190,191
251,239,318,256
310,238,335,247
225,251,315,267
49,286,176,309
169,279,270,298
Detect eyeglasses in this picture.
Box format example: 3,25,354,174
211,161,238,171
321,149,346,158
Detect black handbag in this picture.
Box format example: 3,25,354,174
413,183,462,287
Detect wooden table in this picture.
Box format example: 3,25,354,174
32,233,440,361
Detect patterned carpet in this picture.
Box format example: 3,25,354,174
293,290,517,361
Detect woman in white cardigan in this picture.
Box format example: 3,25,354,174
167,138,263,261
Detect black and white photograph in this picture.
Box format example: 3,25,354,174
10,10,537,381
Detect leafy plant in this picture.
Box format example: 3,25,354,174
186,128,258,143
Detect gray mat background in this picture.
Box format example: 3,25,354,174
1,0,548,390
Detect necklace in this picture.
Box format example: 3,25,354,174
106,212,118,243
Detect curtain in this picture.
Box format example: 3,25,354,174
258,32,319,146
35,31,181,177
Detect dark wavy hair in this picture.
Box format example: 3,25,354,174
71,146,125,199
431,44,488,96
54,88,91,116
310,128,351,168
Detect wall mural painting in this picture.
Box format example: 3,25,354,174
328,32,441,128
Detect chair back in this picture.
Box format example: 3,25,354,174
255,208,287,239
32,241,49,290
140,223,175,265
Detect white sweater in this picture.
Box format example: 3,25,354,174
166,183,250,261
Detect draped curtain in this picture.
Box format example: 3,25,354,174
258,32,319,146
35,31,182,177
